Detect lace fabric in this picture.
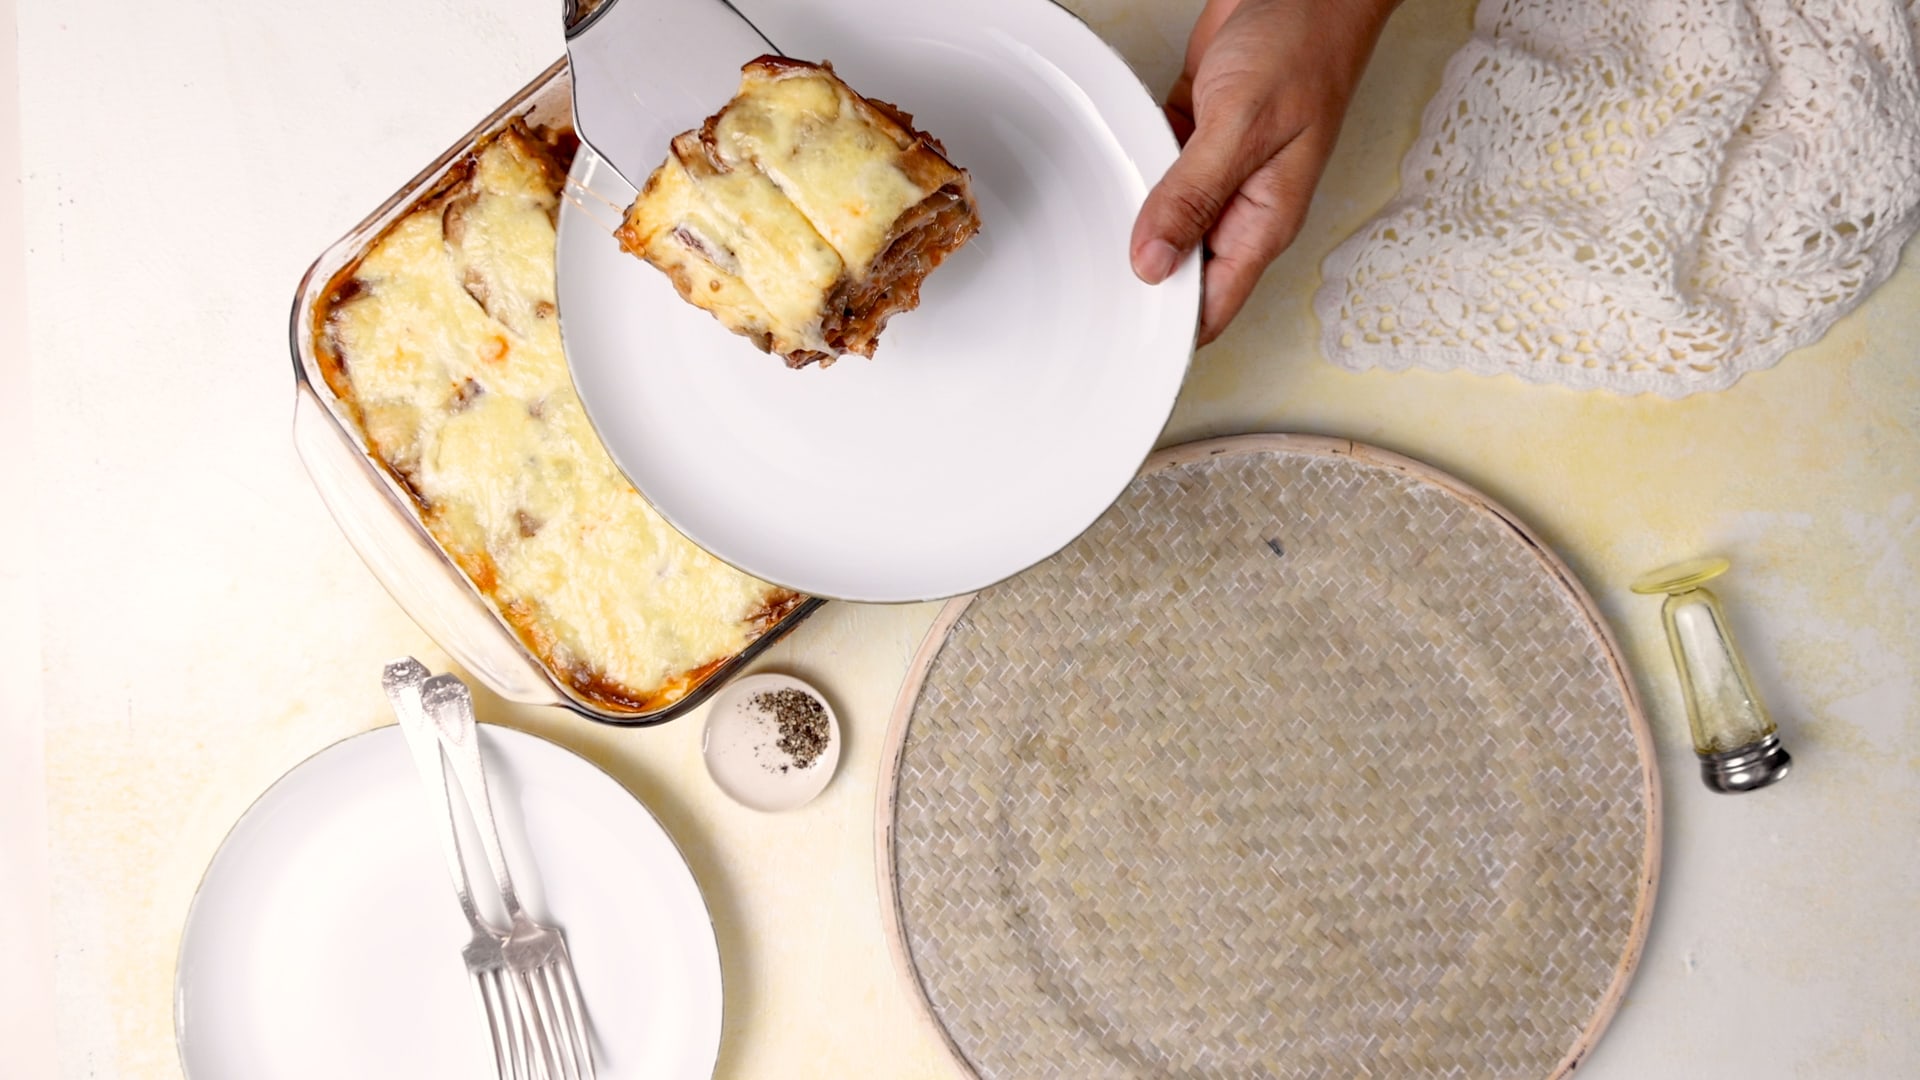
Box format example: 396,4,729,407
1314,0,1920,396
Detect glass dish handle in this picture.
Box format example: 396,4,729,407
293,386,566,709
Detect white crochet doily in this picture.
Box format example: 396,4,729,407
1315,0,1920,397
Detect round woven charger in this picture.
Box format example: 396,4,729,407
878,435,1659,1079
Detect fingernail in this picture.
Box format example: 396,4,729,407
1135,239,1180,284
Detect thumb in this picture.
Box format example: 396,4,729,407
1164,72,1197,143
1130,106,1263,285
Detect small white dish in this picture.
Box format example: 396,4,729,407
556,0,1200,603
174,725,722,1080
702,673,842,812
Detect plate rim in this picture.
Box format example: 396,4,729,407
871,431,1664,1079
172,722,725,1080
554,0,1201,604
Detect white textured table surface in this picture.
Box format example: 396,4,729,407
14,0,1919,1077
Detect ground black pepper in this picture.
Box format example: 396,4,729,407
751,688,830,772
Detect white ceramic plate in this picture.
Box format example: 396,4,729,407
175,726,722,1080
557,0,1199,602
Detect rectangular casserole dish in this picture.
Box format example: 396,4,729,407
289,59,821,725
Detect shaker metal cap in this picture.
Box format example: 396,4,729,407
1699,733,1793,794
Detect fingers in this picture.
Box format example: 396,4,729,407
1133,0,1398,341
1194,136,1326,344
1131,0,1272,284
1183,0,1245,68
1163,0,1236,144
1130,101,1267,285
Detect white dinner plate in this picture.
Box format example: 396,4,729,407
175,725,722,1080
557,0,1200,602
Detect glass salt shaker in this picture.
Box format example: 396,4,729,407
1632,557,1792,794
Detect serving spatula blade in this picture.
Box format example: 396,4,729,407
564,0,782,193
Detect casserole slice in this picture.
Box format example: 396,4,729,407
617,57,982,367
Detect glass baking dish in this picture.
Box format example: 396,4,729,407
288,58,822,726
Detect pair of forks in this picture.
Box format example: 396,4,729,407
383,659,597,1080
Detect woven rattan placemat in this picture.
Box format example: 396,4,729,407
879,435,1658,1079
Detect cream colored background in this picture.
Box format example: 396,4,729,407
4,0,60,1075
13,0,1919,1077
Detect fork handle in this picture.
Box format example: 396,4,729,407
383,659,498,936
420,673,527,921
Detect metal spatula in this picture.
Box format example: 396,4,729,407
563,0,781,192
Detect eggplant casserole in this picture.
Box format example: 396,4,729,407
314,122,804,712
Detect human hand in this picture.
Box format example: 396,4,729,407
1131,0,1399,344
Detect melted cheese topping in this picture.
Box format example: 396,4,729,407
619,60,960,360
650,134,846,352
712,66,932,273
328,132,792,706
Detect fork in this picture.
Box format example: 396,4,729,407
420,672,598,1080
382,659,536,1080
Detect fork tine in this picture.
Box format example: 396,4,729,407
537,964,584,1080
491,969,533,1080
519,967,557,1080
521,966,571,1080
480,971,512,1080
470,973,508,1080
515,968,561,1080
548,958,596,1080
530,967,575,1080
